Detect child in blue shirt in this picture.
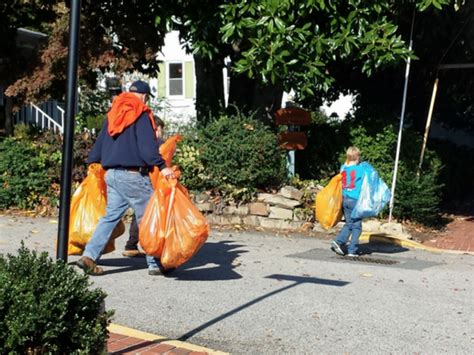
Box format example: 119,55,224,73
331,146,365,257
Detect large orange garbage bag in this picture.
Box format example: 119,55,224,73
139,175,209,269
68,163,124,255
315,173,343,230
140,135,209,269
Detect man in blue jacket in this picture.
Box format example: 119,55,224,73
76,80,174,276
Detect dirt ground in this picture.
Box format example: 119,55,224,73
409,196,474,251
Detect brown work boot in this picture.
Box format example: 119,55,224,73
122,249,145,257
76,256,104,275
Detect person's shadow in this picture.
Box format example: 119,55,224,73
167,240,247,281
97,240,246,280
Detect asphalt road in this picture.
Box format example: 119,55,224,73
1,216,473,354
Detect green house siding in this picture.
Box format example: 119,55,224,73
184,61,194,99
157,63,166,97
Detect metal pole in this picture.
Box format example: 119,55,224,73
287,124,296,178
417,77,439,177
287,150,295,178
57,0,81,261
388,9,415,223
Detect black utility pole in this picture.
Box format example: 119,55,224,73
57,0,81,261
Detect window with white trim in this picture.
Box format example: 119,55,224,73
168,62,183,96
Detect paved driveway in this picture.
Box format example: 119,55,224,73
1,216,473,354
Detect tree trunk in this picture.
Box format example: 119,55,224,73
194,55,225,124
227,71,283,125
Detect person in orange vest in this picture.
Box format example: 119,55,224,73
76,80,175,276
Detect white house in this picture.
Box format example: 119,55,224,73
150,31,197,124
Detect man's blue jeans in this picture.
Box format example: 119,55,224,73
83,169,161,269
335,196,362,254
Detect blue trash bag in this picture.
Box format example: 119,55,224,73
351,162,391,219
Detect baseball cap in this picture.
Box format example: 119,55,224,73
129,80,154,97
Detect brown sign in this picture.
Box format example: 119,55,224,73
275,107,311,126
278,131,308,150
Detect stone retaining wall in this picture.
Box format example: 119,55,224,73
194,185,412,239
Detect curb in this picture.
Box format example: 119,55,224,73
359,232,474,256
108,323,229,355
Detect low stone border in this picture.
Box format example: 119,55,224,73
194,185,413,239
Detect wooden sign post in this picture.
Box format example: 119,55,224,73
275,107,311,177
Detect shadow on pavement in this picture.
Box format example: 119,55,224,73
71,240,246,278
95,256,148,275
359,240,410,255
169,240,247,281
178,272,349,341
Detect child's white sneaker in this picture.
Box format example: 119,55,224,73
331,241,345,256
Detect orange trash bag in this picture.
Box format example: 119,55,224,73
68,163,124,255
139,175,209,269
149,135,182,189
140,135,208,269
315,173,343,230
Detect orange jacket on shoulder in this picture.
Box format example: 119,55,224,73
107,93,156,136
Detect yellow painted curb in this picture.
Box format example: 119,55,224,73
108,323,229,354
359,232,474,255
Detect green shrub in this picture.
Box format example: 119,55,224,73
299,115,444,225
174,137,208,192
0,245,113,353
295,110,349,180
0,125,94,211
348,122,444,225
174,113,287,197
0,136,57,209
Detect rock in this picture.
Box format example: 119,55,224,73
222,214,243,225
258,194,301,209
195,192,210,203
362,219,382,233
195,202,214,213
380,222,404,235
257,193,274,202
206,215,226,225
268,206,293,220
279,186,303,201
242,215,260,227
380,222,413,240
248,202,269,216
223,205,249,216
312,223,327,233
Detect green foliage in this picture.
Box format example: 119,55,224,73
349,122,443,224
299,116,444,225
0,128,59,209
393,167,443,225
76,88,110,133
0,245,112,353
174,113,287,198
0,125,94,211
430,140,474,203
199,113,287,190
174,138,208,192
217,0,455,97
